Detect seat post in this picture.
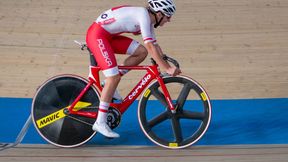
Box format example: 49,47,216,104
88,49,98,66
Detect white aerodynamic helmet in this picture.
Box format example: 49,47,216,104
148,0,176,17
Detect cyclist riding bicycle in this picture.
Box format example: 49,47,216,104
86,0,181,138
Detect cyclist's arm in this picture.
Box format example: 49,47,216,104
145,42,181,76
145,42,171,71
153,43,162,55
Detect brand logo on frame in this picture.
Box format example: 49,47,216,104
128,74,151,100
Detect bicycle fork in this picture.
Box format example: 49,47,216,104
157,76,177,113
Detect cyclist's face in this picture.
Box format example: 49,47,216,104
158,13,172,27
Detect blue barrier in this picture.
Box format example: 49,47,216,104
0,97,288,146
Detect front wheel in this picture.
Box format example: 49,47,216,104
138,75,212,149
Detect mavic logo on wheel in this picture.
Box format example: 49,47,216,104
36,101,92,129
36,110,66,129
200,92,207,101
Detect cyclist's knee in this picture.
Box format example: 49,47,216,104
106,74,121,83
134,45,148,59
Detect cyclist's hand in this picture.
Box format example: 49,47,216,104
166,66,181,76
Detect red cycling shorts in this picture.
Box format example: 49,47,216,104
86,22,139,77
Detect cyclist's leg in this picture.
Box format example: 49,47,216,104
123,44,148,66
86,23,120,138
111,36,148,74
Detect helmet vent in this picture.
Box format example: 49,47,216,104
161,1,168,6
165,0,172,5
154,2,163,8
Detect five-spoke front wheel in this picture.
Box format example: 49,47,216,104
138,75,211,149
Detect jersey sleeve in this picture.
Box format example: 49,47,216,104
138,9,157,44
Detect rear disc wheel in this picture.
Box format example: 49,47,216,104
31,75,100,147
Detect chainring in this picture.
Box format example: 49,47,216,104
107,107,122,129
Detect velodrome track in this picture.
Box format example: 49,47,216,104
0,0,288,161
1,144,288,162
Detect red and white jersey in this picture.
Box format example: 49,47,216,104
95,6,156,44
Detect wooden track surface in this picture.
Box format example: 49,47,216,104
0,0,287,99
1,144,288,162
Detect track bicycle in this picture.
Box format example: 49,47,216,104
31,41,212,149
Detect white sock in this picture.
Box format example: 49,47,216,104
96,101,110,124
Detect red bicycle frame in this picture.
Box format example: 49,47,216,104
67,64,176,118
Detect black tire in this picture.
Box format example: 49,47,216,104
138,75,211,149
31,75,100,148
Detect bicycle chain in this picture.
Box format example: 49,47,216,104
72,106,99,109
66,115,94,126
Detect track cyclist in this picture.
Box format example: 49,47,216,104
86,0,181,138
